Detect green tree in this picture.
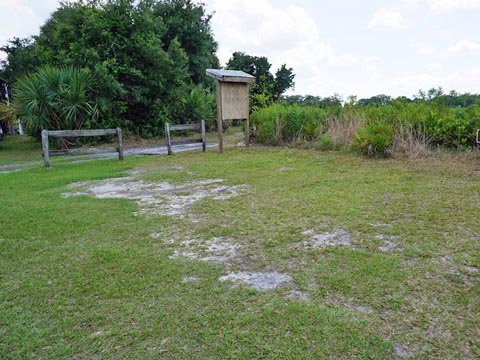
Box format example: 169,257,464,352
357,94,392,106
0,38,41,84
274,64,295,101
226,52,295,109
152,0,219,84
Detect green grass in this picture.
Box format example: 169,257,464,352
1,134,479,358
0,134,42,164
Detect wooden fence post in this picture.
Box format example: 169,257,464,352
41,129,50,168
216,80,224,153
116,127,124,160
165,122,172,155
201,120,206,152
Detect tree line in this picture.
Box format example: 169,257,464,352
281,88,480,109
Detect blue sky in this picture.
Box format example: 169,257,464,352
1,0,479,99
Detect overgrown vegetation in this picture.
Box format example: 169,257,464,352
252,95,480,157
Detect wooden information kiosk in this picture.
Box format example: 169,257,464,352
206,69,255,153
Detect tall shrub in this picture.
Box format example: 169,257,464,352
351,122,394,157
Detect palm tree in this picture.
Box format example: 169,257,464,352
14,66,98,147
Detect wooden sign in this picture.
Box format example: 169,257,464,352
220,82,249,120
206,69,255,153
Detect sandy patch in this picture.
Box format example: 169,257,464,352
378,240,401,252
0,162,38,174
219,271,292,291
326,294,375,314
182,276,199,283
302,228,351,248
393,343,415,358
440,256,479,274
286,290,310,302
63,177,248,218
369,222,393,228
167,236,242,264
375,235,402,252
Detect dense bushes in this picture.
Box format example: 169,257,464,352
251,101,480,156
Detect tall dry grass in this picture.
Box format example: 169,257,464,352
393,124,432,158
325,111,365,148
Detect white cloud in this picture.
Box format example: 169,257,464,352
0,0,61,61
468,66,480,75
415,40,480,56
387,68,480,97
427,0,480,10
368,9,406,30
0,1,41,42
426,63,443,70
405,0,480,10
417,44,438,55
445,39,480,54
203,0,376,96
1,0,477,98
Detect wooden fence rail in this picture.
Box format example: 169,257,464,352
41,128,124,168
165,120,206,155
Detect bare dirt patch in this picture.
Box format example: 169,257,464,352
167,236,242,265
325,293,375,315
440,256,479,274
378,240,401,252
302,228,352,248
369,222,393,228
63,176,249,218
375,235,402,252
165,235,297,292
219,271,292,291
393,343,415,359
0,162,38,174
182,276,199,283
286,290,310,302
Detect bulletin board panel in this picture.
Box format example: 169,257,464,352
220,82,249,120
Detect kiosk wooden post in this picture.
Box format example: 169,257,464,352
206,69,255,153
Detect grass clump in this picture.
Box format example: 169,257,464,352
351,122,394,157
251,104,326,145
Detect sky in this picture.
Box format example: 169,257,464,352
1,0,479,99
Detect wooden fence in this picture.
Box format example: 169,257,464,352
41,128,124,168
165,120,206,155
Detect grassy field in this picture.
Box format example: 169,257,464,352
0,134,479,359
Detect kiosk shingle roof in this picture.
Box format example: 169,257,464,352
206,69,255,83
